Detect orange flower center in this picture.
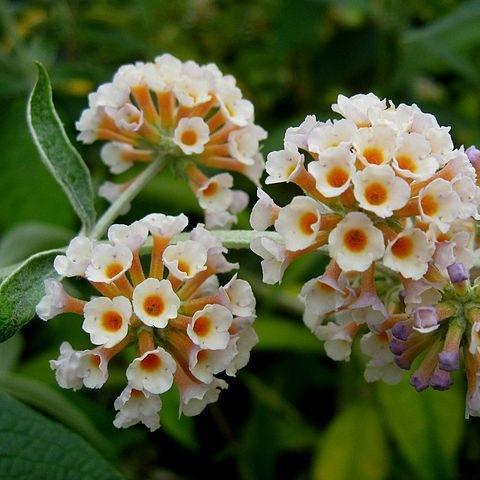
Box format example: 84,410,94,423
364,182,388,206
177,260,191,275
101,310,124,332
390,236,414,259
299,212,318,235
130,389,144,398
90,354,101,368
105,262,124,279
193,316,211,337
140,353,161,371
327,166,349,188
202,182,219,197
363,147,384,165
396,154,417,173
421,194,439,216
181,129,198,146
143,295,165,316
343,228,368,252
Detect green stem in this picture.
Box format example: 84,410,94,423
90,157,166,240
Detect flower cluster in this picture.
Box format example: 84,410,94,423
251,94,480,392
76,54,266,228
36,215,257,431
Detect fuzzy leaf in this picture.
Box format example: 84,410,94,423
0,249,60,342
0,394,122,479
27,63,96,232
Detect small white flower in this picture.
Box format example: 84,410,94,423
307,119,357,153
352,164,410,218
332,93,386,127
132,278,180,328
82,296,131,348
250,236,289,284
250,188,280,231
195,173,234,213
284,115,320,149
265,143,304,184
328,212,385,272
243,152,266,186
452,176,480,220
307,144,356,197
189,344,238,384
228,125,267,165
403,278,442,314
174,75,211,107
36,279,69,321
383,228,435,280
274,196,323,251
180,377,228,417
221,274,256,317
352,125,396,166
187,304,233,350
225,325,258,376
85,244,133,283
100,142,135,174
315,322,355,361
53,236,94,277
217,85,253,126
126,347,176,394
111,103,143,132
108,221,149,252
113,386,161,432
98,182,131,214
173,117,210,155
142,213,188,238
163,240,208,281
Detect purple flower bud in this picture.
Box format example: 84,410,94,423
390,338,407,355
466,145,480,169
438,350,459,372
430,368,453,391
392,321,413,341
410,374,429,392
395,354,413,370
447,263,468,284
413,306,438,331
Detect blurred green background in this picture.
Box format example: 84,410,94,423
1,0,480,479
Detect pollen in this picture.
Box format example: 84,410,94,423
143,295,165,316
202,181,219,197
343,228,368,252
363,147,384,165
299,212,318,235
327,167,349,188
101,310,124,332
391,236,414,259
421,194,439,216
364,182,388,205
181,129,198,146
396,154,417,172
140,353,161,371
105,262,124,279
193,316,211,337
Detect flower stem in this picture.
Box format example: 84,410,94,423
90,156,167,240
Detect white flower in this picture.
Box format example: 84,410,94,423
162,240,208,281
307,119,357,153
180,377,228,417
274,196,323,251
187,304,232,350
195,173,234,213
53,236,94,277
98,182,131,214
173,117,210,155
111,103,143,131
217,85,253,126
189,345,237,384
419,178,461,233
142,213,188,238
221,274,256,317
82,296,131,348
225,325,258,376
284,115,320,149
108,221,149,252
328,212,385,272
228,125,267,165
452,176,480,220
332,93,386,127
392,132,438,180
250,188,280,231
352,164,410,217
113,386,161,432
307,144,356,197
383,228,435,280
403,278,442,314
243,153,265,185
352,125,396,166
85,244,133,283
36,279,69,321
132,278,180,328
100,142,135,174
315,322,355,361
250,236,289,284
174,75,211,108
265,143,304,184
126,347,176,394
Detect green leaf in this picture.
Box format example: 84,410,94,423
313,403,389,480
0,373,111,456
0,335,23,374
0,221,73,267
0,394,122,479
377,376,464,480
27,63,96,233
0,249,60,342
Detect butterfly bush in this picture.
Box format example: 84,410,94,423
36,214,257,431
251,93,480,410
76,54,266,229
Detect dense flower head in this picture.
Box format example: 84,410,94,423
76,54,266,229
251,93,480,412
37,214,257,431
